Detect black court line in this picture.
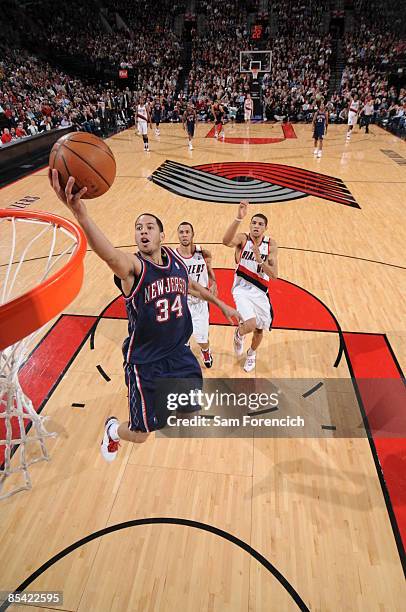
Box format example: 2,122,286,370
343,342,406,577
2,244,405,272
96,364,111,382
0,518,310,612
90,294,123,350
302,382,324,398
71,403,85,408
321,425,336,431
246,406,279,417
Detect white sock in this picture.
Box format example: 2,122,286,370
108,421,120,441
236,328,242,339
247,348,256,356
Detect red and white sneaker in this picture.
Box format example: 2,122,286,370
201,348,213,368
100,416,120,462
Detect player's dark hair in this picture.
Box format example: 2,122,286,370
135,213,164,232
251,213,268,227
178,221,194,234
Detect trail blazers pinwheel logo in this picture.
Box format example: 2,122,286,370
149,161,360,208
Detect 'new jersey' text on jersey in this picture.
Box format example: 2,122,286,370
115,247,193,364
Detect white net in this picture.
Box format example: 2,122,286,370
0,213,79,499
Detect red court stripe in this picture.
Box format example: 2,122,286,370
196,162,343,183
0,315,96,465
208,269,337,331
343,332,406,549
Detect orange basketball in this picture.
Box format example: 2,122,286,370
49,132,116,199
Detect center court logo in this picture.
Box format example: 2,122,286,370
149,160,360,208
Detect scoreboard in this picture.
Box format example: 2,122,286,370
250,23,265,41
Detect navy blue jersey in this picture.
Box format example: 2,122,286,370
153,103,162,118
115,247,193,364
314,111,327,135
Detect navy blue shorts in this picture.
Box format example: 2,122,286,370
153,114,161,125
186,122,195,137
313,128,325,140
125,345,202,432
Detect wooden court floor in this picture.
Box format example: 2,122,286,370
0,122,405,611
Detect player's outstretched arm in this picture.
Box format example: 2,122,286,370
222,200,248,247
202,249,217,296
49,169,140,280
188,279,241,325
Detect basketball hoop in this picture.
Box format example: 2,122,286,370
251,68,259,81
0,209,86,499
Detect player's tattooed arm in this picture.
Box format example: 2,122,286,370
49,170,142,282
188,280,241,324
222,200,249,248
202,249,218,296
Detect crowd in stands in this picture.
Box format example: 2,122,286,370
24,0,184,100
333,1,406,133
1,0,405,144
187,0,333,123
0,46,137,146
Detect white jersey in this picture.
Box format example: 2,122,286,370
176,244,209,304
137,104,148,124
244,97,253,111
233,234,271,293
349,100,360,115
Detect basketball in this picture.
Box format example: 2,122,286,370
49,132,116,199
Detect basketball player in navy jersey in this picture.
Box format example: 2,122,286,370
176,222,217,367
211,99,225,139
152,96,162,136
223,201,278,373
312,101,329,158
182,103,197,150
49,170,241,461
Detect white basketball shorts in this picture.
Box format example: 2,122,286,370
188,299,209,344
347,112,357,126
138,121,148,135
232,283,273,330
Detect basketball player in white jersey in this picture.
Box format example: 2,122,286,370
244,94,253,123
222,201,278,372
136,96,152,151
176,222,217,367
346,94,360,140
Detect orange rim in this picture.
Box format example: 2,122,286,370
0,210,87,350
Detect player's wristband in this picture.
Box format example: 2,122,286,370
235,218,242,222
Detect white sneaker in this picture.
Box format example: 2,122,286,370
214,132,218,138
220,131,225,139
317,150,322,158
233,328,244,356
243,351,256,372
189,142,193,150
100,416,120,462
